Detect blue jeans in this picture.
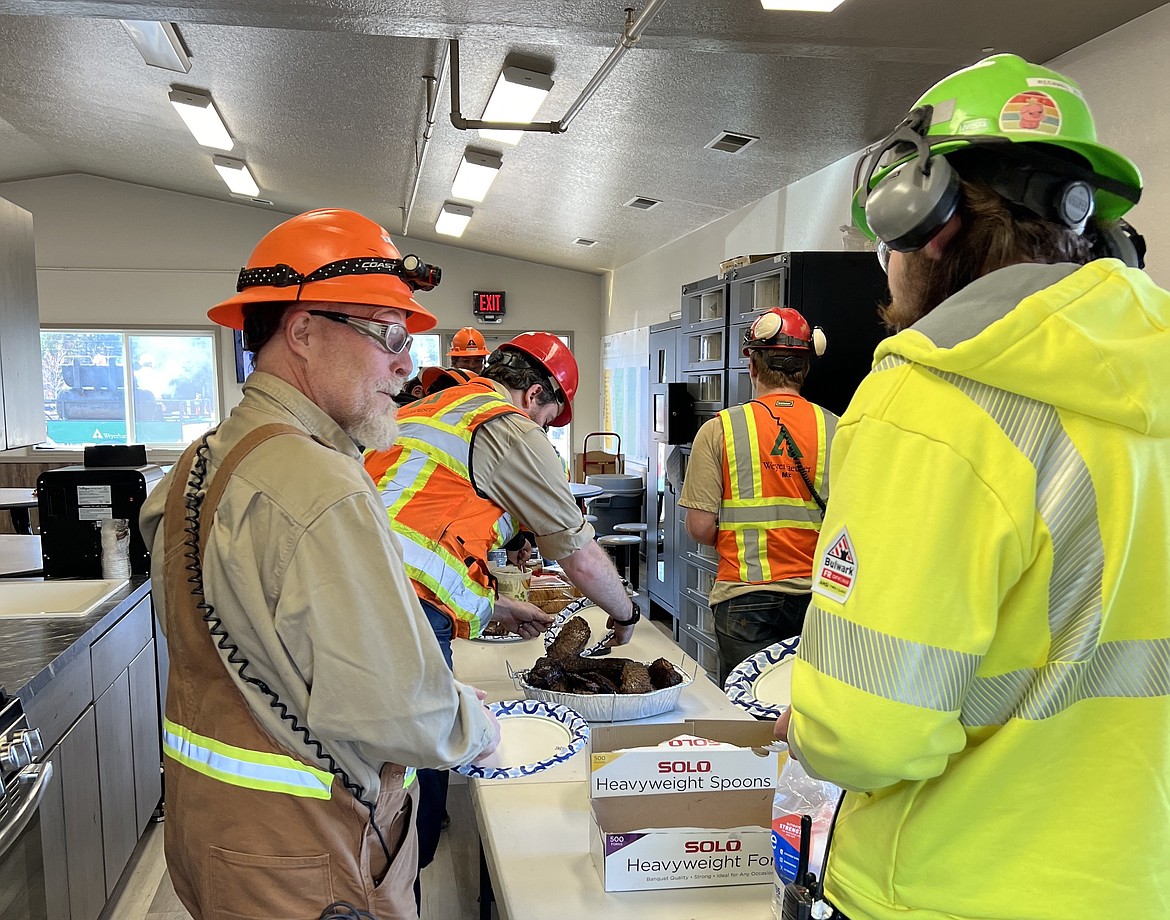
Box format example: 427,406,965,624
711,590,809,687
415,600,454,910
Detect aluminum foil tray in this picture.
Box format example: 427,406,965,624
513,663,693,722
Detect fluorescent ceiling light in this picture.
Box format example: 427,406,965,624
760,0,847,9
213,156,259,197
119,20,192,73
436,202,473,237
169,89,234,151
479,66,554,145
451,150,503,202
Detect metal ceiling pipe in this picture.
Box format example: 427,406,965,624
402,41,449,235
559,0,670,131
448,0,671,134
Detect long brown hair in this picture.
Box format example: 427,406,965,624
880,176,1094,329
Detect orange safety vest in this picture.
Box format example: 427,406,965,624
364,381,523,640
716,395,836,585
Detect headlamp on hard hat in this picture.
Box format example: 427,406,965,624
236,254,442,295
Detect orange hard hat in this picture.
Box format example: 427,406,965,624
493,332,578,427
448,327,490,358
209,208,439,333
420,366,475,394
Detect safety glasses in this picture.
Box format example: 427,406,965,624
307,310,413,354
875,239,891,274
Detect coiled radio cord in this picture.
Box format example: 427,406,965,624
181,433,392,875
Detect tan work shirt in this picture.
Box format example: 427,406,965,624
471,380,595,561
679,416,811,605
141,372,494,797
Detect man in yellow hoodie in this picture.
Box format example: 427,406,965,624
777,55,1168,919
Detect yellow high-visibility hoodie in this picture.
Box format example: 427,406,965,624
788,260,1170,920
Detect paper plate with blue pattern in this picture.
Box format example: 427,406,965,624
452,699,589,780
723,637,801,720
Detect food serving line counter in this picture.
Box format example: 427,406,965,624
450,605,776,920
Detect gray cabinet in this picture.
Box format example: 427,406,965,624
129,641,162,833
55,707,105,920
32,592,163,920
96,669,138,896
0,195,44,450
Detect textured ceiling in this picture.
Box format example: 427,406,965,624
0,0,1164,274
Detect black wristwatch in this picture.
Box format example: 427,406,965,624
613,601,641,627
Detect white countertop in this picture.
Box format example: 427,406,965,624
453,603,774,918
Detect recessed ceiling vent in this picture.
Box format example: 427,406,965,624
573,237,598,247
706,131,759,154
624,196,662,211
231,193,275,206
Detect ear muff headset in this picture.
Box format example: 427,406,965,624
858,106,1142,253
856,107,962,253
1089,218,1147,269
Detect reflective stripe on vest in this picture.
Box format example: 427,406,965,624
376,385,519,637
801,359,1170,725
719,400,829,584
163,717,335,799
164,719,417,794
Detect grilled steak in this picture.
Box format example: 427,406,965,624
545,615,591,659
648,657,684,689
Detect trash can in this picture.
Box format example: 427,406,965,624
586,474,644,537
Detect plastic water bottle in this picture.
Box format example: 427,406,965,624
100,518,132,579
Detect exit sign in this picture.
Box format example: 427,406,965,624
473,290,506,319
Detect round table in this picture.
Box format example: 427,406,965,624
568,482,603,513
0,488,37,535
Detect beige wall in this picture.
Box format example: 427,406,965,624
605,4,1170,335
0,174,605,449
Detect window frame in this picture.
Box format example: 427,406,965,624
38,324,223,454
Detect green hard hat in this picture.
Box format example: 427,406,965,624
852,53,1143,238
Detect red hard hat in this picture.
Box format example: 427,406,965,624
209,208,438,333
497,332,578,427
448,327,490,358
742,308,826,357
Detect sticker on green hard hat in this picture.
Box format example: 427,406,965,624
852,53,1142,240
999,91,1061,134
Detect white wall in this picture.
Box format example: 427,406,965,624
605,4,1170,334
0,174,605,447
1048,3,1170,291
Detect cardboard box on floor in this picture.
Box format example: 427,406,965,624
589,721,780,892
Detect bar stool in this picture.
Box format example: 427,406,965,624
597,534,642,591
613,523,646,592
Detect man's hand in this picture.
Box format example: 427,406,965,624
493,595,555,640
506,537,534,569
774,706,792,746
605,616,636,647
470,687,501,764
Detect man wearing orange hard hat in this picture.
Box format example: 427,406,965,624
365,331,639,888
447,325,490,373
139,208,499,920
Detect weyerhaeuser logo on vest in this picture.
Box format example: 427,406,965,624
812,526,857,602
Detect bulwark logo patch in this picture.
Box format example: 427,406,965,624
812,527,857,603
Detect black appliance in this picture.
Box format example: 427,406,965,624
36,464,164,579
725,251,890,417
0,694,52,920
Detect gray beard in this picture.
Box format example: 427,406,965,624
348,412,399,451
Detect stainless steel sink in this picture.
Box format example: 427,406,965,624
0,578,129,617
